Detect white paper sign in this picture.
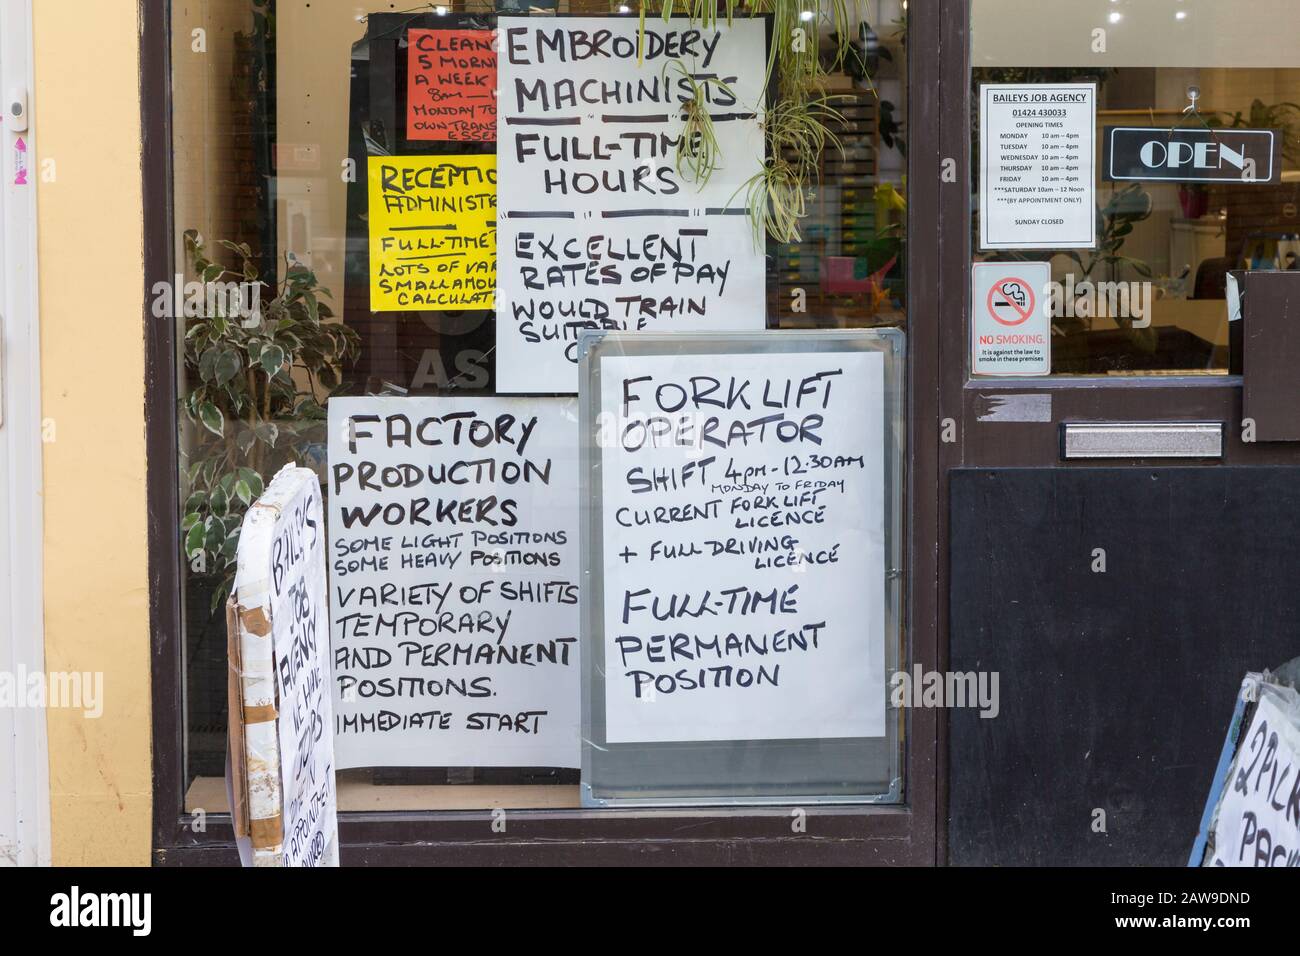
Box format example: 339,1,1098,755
1210,692,1300,867
327,396,580,768
980,83,1096,250
598,350,887,743
495,17,767,393
971,261,1051,376
233,467,339,867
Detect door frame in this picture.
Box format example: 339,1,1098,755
144,0,943,865
939,0,1298,472
0,0,50,868
937,0,1300,863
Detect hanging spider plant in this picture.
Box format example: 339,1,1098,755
636,0,742,57
742,158,809,245
636,0,862,244
752,0,855,82
664,60,736,186
741,90,847,243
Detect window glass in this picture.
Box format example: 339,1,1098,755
171,0,908,813
971,0,1300,376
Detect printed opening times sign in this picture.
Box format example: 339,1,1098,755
980,83,1096,251
327,396,581,769
367,154,496,312
495,17,767,394
407,28,497,143
597,349,887,743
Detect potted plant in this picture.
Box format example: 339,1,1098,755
178,231,360,610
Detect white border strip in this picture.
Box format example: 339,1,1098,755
1,0,49,867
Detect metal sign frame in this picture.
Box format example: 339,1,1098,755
577,329,906,808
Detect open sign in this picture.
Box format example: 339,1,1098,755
1104,126,1280,184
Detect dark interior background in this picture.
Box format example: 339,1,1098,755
949,466,1300,866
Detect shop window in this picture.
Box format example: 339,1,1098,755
170,0,908,813
970,0,1300,377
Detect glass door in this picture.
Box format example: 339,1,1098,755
940,0,1300,866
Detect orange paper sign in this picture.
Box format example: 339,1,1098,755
407,28,496,143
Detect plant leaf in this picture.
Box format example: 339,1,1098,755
198,347,219,382
260,345,285,378
185,523,206,557
238,467,264,498
204,525,224,556
214,348,242,386
198,402,224,437
209,484,229,518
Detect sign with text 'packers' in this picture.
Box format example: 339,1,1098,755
367,155,496,312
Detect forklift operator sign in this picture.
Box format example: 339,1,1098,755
971,261,1051,376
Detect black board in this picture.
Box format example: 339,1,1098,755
343,12,497,393
949,467,1300,865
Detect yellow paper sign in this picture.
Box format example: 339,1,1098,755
367,154,496,311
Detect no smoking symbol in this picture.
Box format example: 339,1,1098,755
987,277,1035,327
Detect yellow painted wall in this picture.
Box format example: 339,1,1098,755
34,0,151,865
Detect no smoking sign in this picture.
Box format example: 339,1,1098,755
971,261,1051,376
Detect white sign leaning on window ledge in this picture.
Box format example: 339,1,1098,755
596,347,888,744
326,396,582,770
228,465,339,867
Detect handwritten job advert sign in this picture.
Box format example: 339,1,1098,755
1208,689,1300,867
407,28,497,142
229,466,338,867
597,349,888,743
367,154,497,312
327,396,581,769
495,17,767,393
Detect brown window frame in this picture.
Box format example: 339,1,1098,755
143,0,943,866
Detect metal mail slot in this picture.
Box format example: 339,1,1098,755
1061,422,1223,460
